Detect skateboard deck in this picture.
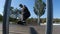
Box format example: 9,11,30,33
17,21,26,25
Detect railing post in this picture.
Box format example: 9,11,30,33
3,0,12,34
46,0,53,34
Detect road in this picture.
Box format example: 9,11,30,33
0,23,60,34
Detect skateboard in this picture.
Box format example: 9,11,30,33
17,21,26,25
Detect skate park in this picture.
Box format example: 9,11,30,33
0,0,60,34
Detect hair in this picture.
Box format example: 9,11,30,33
19,4,23,8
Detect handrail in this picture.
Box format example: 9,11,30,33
3,0,12,34
45,0,53,34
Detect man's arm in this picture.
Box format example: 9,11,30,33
21,5,25,14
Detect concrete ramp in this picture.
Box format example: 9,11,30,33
0,24,60,34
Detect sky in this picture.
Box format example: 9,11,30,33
0,0,60,18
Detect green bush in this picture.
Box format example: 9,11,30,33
0,14,3,21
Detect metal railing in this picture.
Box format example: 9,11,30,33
3,0,12,34
45,0,53,34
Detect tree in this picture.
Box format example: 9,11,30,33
10,7,14,14
9,7,21,23
10,7,21,19
0,14,3,21
34,0,46,25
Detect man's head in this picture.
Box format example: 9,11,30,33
19,4,23,8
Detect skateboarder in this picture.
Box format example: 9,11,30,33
17,4,31,25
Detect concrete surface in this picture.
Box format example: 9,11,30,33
0,23,60,34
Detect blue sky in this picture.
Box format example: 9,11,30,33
0,0,60,18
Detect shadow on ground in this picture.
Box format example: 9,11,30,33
30,27,38,34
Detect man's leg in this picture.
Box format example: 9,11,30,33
17,14,24,25
22,14,30,25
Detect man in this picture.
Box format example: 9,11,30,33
17,4,31,25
